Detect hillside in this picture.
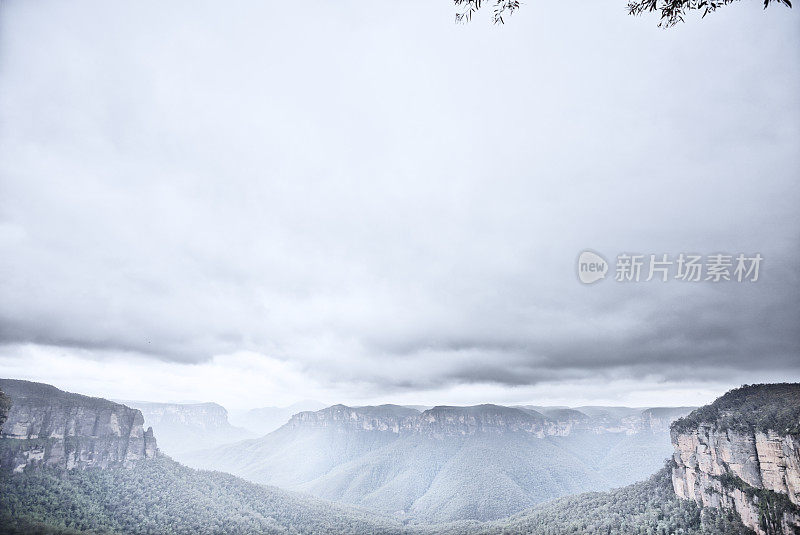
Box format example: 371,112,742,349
432,464,753,535
0,379,405,535
0,455,404,535
185,402,692,522
0,460,754,535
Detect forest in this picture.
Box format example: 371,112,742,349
0,455,754,535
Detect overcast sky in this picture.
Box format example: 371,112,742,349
0,0,798,410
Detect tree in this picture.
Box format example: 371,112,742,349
627,0,792,27
454,0,519,24
454,0,791,26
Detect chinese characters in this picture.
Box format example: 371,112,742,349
614,253,762,282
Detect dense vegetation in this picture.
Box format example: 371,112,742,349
0,380,120,415
186,406,680,523
671,383,800,435
1,455,755,535
4,382,786,534
0,455,404,535
433,463,754,535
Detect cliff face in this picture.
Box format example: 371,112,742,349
0,379,158,472
670,384,800,535
287,404,419,433
287,403,693,439
413,404,550,437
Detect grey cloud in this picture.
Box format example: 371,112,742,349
0,0,798,395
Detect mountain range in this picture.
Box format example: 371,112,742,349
2,379,798,534
184,402,694,522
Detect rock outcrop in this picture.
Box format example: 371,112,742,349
287,404,419,433
413,404,551,437
670,384,800,535
0,379,158,472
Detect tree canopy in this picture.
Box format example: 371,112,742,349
627,0,792,27
454,0,792,25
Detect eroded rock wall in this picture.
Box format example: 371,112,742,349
672,424,800,534
0,379,157,472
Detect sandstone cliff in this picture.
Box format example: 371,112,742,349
671,383,800,535
287,404,419,433
0,379,157,472
287,402,693,438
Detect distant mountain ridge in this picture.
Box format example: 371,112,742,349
186,401,694,522
3,379,790,534
121,400,253,461
286,402,692,437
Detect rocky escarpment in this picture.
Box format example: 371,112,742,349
671,383,800,535
286,404,559,436
288,403,694,439
0,379,157,472
413,404,552,437
287,404,420,433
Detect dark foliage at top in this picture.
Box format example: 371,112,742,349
671,383,800,436
627,0,791,27
454,0,520,24
0,379,121,415
453,0,791,25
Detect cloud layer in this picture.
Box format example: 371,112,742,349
0,0,798,403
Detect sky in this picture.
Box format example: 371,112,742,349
0,0,798,411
